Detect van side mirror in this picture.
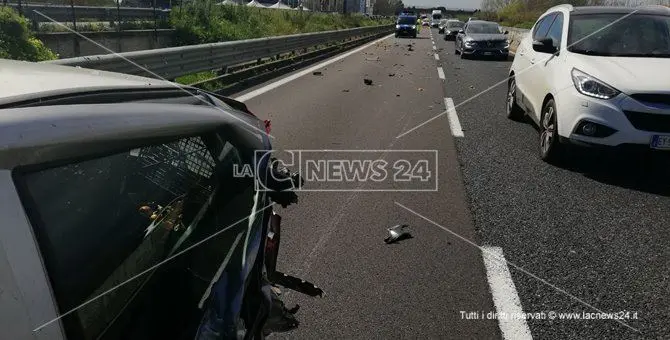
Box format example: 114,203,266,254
504,30,509,35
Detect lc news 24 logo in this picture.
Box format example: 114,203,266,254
233,150,439,192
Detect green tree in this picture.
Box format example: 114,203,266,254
0,7,58,61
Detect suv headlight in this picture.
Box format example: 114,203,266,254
396,24,400,29
411,25,416,29
465,41,475,47
504,40,510,48
571,68,620,100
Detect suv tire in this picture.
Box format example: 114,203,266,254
506,77,524,121
539,99,566,164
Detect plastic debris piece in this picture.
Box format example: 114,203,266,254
364,78,373,85
270,271,324,297
271,286,282,295
384,224,412,244
312,71,323,76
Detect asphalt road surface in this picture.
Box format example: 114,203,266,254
234,27,669,339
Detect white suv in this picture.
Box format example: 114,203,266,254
507,4,670,163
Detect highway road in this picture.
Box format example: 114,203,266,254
234,27,669,339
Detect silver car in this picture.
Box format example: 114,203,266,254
0,59,272,340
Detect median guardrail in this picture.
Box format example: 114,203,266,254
43,25,394,80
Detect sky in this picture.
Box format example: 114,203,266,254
402,0,481,10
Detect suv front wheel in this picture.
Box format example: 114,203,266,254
539,99,566,164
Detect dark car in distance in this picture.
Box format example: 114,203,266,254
442,19,465,40
455,20,510,60
395,15,418,38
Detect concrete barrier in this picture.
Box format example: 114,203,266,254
36,29,174,59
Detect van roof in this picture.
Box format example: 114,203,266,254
0,59,174,106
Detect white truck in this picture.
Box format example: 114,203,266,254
431,9,443,27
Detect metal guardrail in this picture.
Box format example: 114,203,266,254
43,25,394,79
6,3,169,23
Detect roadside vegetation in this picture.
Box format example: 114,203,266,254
175,71,220,91
479,0,670,28
38,20,170,33
28,1,392,43
0,7,58,61
170,2,393,46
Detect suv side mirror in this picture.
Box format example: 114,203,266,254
504,30,509,35
532,37,557,54
458,29,464,34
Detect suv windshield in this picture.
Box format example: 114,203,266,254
569,13,670,57
467,22,501,34
398,16,417,25
448,21,465,28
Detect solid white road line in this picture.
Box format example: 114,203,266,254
437,67,445,80
434,53,439,60
445,97,464,137
234,33,393,102
482,246,533,340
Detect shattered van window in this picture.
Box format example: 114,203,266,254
19,132,256,340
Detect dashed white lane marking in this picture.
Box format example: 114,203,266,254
482,246,533,340
445,97,464,137
434,53,439,60
234,34,393,102
437,67,445,80
432,45,437,50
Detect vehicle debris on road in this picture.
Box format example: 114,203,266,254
364,78,373,85
388,73,395,77
384,224,413,244
312,71,323,76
